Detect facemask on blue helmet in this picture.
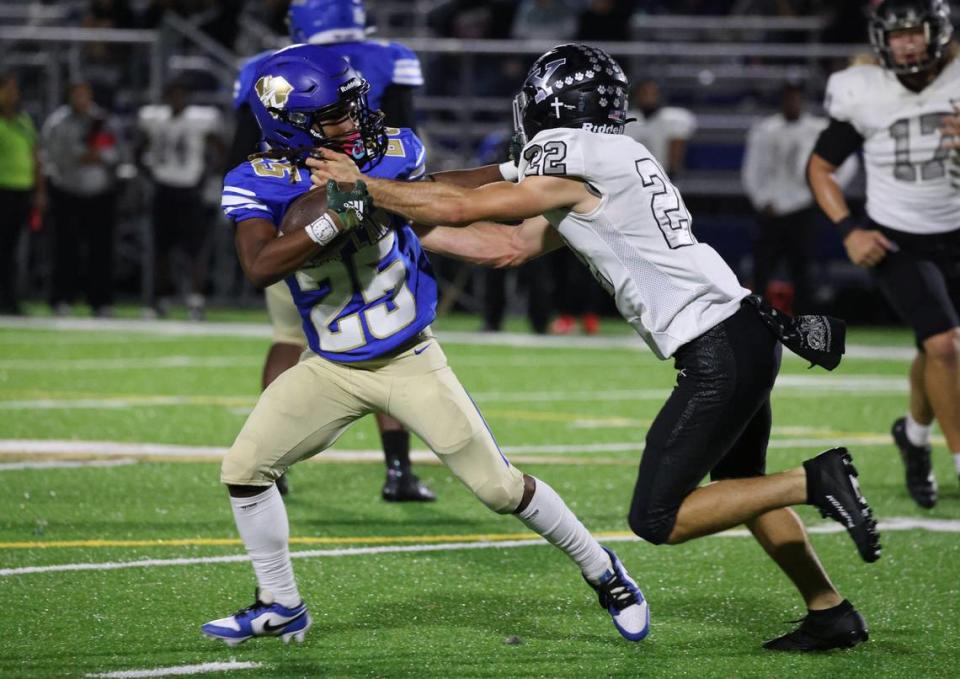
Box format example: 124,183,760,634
248,44,386,170
287,0,367,44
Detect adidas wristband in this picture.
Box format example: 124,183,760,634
304,213,341,247
498,161,519,182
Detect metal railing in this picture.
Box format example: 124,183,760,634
365,2,835,40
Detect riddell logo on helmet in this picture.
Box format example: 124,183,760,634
581,123,620,133
255,75,294,110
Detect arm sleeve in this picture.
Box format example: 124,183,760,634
379,85,417,131
227,104,262,170
221,183,274,223
812,118,864,167
390,43,424,87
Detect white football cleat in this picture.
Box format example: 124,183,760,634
584,547,650,641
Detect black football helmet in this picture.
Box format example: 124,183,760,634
512,43,630,147
868,0,954,74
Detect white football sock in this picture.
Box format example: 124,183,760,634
515,477,611,583
953,453,960,476
230,484,301,608
905,412,932,447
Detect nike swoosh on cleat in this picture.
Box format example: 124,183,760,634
413,344,431,355
262,611,305,633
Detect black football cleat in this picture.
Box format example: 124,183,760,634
891,417,937,509
382,469,436,502
763,601,868,652
804,448,881,563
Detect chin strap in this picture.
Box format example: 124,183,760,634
743,295,846,371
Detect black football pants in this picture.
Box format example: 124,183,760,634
628,304,782,545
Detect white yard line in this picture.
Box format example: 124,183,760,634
0,458,136,471
0,433,944,462
0,374,913,412
0,316,916,360
0,356,260,371
4,518,959,578
85,661,262,678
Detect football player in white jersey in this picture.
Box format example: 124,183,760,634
310,43,881,652
137,81,223,320
623,79,696,176
808,0,960,509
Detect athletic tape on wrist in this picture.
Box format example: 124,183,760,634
499,161,519,182
304,213,341,247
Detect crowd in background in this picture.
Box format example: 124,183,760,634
0,0,911,329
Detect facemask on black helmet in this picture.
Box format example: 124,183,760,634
868,0,954,75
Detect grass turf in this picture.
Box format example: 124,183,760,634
0,315,958,677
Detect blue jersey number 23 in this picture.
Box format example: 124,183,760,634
294,231,416,352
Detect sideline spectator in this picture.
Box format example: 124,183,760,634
138,81,224,320
576,0,635,41
549,249,605,335
742,82,857,313
512,0,580,40
41,82,120,317
0,72,43,316
624,80,697,176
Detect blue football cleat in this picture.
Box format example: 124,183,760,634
584,546,650,641
201,589,311,646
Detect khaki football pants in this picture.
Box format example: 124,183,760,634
265,281,307,347
221,330,525,513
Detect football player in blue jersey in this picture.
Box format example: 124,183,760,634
228,0,429,502
229,0,421,170
201,45,649,647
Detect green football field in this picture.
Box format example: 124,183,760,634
1,313,959,678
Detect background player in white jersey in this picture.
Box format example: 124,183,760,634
808,0,960,509
624,79,696,177
742,81,857,313
201,45,649,647
311,43,881,652
138,81,223,320
230,0,432,501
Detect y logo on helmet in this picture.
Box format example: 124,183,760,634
529,58,567,104
255,75,294,111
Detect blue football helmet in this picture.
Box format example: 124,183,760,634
249,44,386,169
288,0,366,44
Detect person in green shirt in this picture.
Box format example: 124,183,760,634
0,71,44,315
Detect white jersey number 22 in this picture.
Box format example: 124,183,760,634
635,158,695,249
